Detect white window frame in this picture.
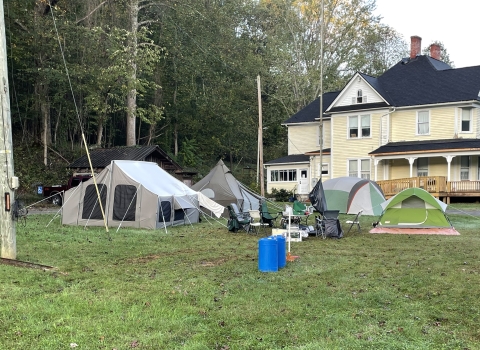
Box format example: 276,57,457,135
348,159,370,179
416,110,430,135
348,114,371,139
317,124,325,147
460,108,472,133
318,163,329,176
416,158,428,177
460,156,470,180
270,169,298,182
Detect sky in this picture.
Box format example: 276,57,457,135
374,0,479,68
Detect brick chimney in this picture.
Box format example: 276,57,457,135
430,43,441,60
410,36,422,59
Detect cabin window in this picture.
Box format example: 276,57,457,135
416,158,428,177
461,108,472,132
460,156,470,180
113,185,137,221
417,111,430,135
271,169,297,182
348,159,370,179
82,184,107,220
349,115,370,138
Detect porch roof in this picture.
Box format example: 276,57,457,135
265,154,310,165
369,138,480,156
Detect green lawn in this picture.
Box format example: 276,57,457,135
1,211,480,349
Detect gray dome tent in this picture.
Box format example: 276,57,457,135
192,160,263,216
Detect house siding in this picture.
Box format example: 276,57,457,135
336,78,383,107
331,111,384,178
287,120,331,155
266,164,309,194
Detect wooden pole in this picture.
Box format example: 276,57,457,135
257,75,264,196
0,0,16,259
319,0,324,183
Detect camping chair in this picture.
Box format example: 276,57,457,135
346,210,363,234
227,205,250,233
315,210,343,238
260,201,281,228
248,210,269,234
293,200,307,215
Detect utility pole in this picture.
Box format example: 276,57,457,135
0,0,17,259
318,0,324,183
257,75,264,197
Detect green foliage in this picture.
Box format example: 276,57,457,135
1,212,480,349
270,187,293,202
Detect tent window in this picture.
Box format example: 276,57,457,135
82,184,107,220
174,209,185,221
113,185,137,221
159,201,172,222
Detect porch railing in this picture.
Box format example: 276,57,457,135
376,176,448,197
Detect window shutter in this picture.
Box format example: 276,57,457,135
351,97,356,104
363,96,367,103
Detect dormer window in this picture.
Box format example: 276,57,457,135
352,89,367,104
357,89,363,103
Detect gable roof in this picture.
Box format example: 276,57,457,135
68,145,182,171
287,55,480,124
375,55,480,107
369,138,480,156
283,91,340,124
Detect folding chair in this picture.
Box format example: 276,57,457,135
315,210,340,239
260,201,281,228
248,210,269,234
346,210,363,234
226,205,250,233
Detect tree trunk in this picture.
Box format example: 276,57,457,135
126,0,139,146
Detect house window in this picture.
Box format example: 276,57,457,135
460,156,470,180
417,111,430,135
317,125,324,147
357,89,363,103
417,158,428,177
318,163,329,176
348,159,370,179
349,115,370,138
461,108,472,132
271,169,297,182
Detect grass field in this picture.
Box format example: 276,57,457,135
1,209,480,349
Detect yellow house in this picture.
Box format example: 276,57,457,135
265,36,480,201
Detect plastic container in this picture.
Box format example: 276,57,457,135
275,235,286,268
258,237,278,272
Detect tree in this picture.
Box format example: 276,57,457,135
422,41,454,67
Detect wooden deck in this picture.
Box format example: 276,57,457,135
376,176,480,203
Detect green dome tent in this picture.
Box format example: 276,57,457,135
323,177,386,216
370,188,459,235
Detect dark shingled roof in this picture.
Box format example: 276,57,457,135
369,139,480,155
265,154,310,165
375,55,480,107
287,55,480,125
68,145,182,171
283,91,340,124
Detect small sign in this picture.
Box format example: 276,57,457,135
37,185,43,195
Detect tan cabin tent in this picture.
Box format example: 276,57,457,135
62,160,223,229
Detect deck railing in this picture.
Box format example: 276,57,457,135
376,176,448,197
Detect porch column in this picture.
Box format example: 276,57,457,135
444,155,454,181
408,157,417,177
373,158,380,181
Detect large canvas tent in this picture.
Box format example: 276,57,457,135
370,188,459,235
192,160,263,216
323,177,385,216
62,160,223,229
